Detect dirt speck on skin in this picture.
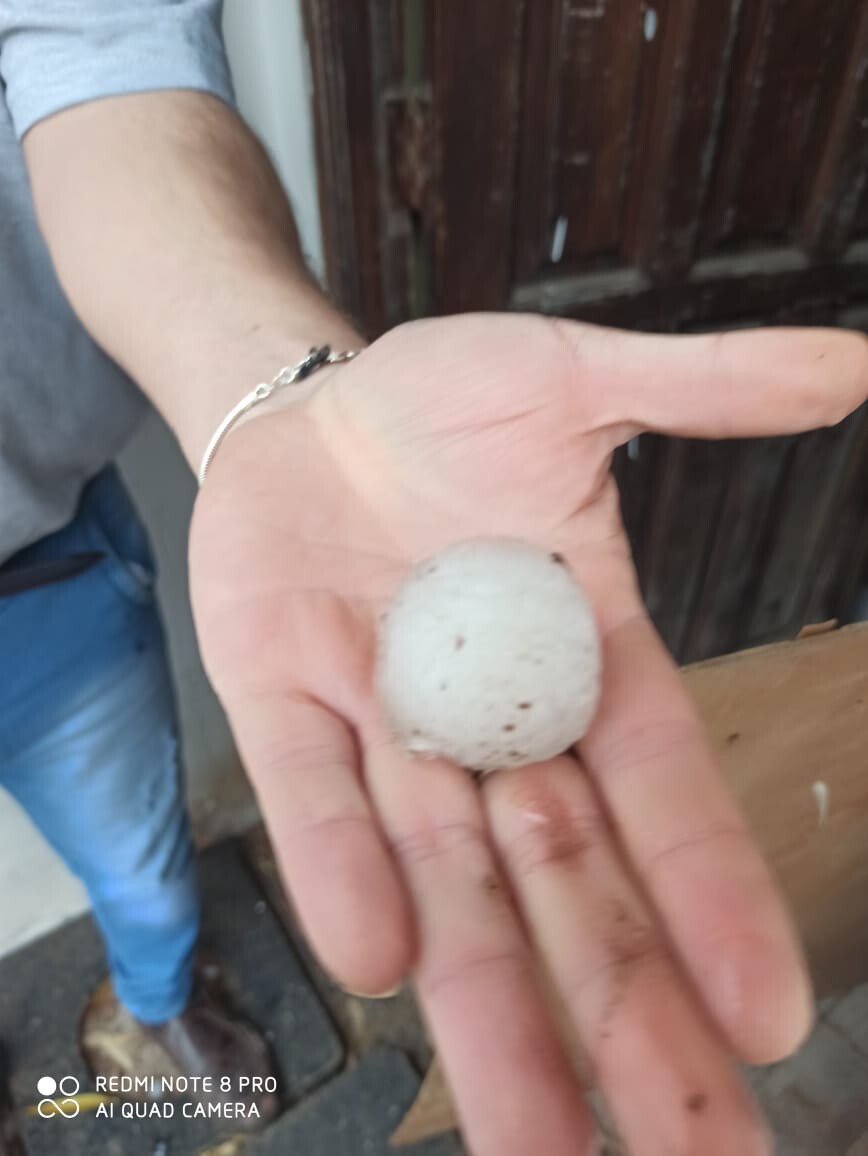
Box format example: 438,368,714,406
518,702,533,710
605,920,658,970
726,731,740,745
503,723,515,732
505,778,598,869
686,1093,708,1114
597,908,660,1044
454,634,465,650
439,682,448,691
550,552,565,565
481,874,501,897
610,902,629,926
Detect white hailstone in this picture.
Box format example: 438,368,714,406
376,538,601,773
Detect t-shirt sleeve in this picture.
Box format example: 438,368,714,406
0,0,235,139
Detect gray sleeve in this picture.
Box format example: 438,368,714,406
0,0,235,139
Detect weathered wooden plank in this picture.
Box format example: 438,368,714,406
801,401,868,623
304,0,429,334
727,0,860,244
746,413,865,644
622,0,695,270
632,437,684,624
699,0,776,249
856,176,868,239
611,433,667,592
555,0,645,263
512,0,564,281
801,1,868,258
683,436,794,661
622,0,696,273
641,438,740,657
374,0,429,329
510,249,868,328
302,0,384,333
701,0,860,249
429,0,525,311
628,0,742,276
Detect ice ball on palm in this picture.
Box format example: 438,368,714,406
376,538,601,773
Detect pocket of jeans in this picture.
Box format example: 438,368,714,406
83,468,158,606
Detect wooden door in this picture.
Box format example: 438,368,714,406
303,0,868,661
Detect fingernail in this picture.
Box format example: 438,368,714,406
342,984,403,1001
710,943,813,1063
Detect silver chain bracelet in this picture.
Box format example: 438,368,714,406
198,345,359,484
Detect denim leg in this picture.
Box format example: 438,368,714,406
0,467,200,1024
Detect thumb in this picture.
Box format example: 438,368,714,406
558,321,868,439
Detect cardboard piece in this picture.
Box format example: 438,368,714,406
393,624,868,1145
390,1062,455,1147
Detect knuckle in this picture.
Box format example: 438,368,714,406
590,717,702,778
421,948,529,1001
390,819,488,870
645,823,750,881
288,810,372,843
504,810,606,877
494,762,606,877
567,924,667,1032
257,731,349,781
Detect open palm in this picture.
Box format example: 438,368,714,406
190,314,866,1156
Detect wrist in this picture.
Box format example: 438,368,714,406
159,286,364,473
200,343,364,483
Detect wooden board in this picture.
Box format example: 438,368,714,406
394,622,868,1145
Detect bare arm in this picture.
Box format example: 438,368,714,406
23,90,360,468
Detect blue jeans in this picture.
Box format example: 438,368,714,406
0,467,199,1024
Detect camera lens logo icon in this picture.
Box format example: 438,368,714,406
37,1075,81,1119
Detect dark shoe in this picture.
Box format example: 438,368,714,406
81,976,279,1132
144,989,279,1129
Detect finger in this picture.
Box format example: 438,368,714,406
555,320,868,438
228,693,414,994
579,613,813,1064
487,757,771,1156
364,732,595,1156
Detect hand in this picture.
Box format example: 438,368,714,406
190,314,867,1156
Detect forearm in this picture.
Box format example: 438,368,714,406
23,89,361,469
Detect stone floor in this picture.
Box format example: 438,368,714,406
2,827,868,1155
0,835,462,1156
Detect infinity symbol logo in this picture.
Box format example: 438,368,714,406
36,1076,81,1119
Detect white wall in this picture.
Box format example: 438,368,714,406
223,0,324,277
